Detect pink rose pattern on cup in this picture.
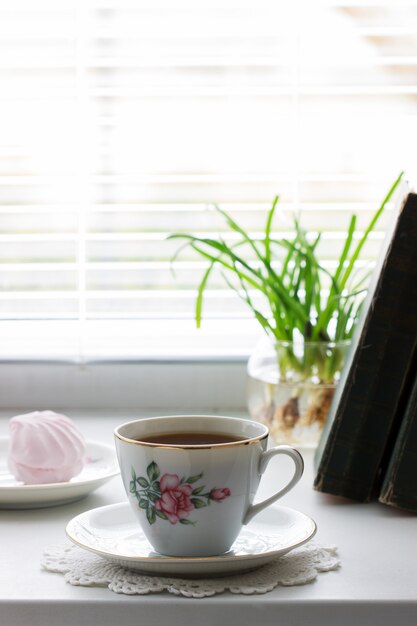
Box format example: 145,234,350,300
210,487,231,501
130,462,231,525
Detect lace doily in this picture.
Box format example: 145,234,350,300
41,542,340,598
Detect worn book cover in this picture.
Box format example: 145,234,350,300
379,366,417,512
314,188,417,502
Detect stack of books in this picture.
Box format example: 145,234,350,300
314,186,417,512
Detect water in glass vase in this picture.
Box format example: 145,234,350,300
247,337,350,447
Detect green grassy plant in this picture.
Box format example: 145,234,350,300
169,173,403,384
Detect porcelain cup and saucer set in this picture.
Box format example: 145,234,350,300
64,415,317,577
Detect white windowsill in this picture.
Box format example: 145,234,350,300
2,411,416,626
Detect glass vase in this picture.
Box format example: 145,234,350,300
247,336,350,447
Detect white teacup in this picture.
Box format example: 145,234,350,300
114,415,304,557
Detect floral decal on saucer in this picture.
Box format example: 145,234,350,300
130,462,231,525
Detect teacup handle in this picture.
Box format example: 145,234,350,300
243,445,304,525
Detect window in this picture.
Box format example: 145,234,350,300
0,0,414,361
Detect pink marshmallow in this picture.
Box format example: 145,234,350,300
8,411,86,484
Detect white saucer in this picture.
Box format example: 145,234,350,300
66,501,317,577
0,437,119,509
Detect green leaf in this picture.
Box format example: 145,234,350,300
196,261,215,328
146,461,160,482
139,498,148,509
333,214,357,289
137,477,149,488
191,498,207,508
155,509,168,520
148,491,160,503
179,519,195,525
131,467,136,481
152,480,161,493
253,310,274,336
129,480,136,494
185,473,203,484
192,486,204,495
146,506,156,525
339,171,404,291
214,205,265,267
168,240,191,274
189,241,263,290
265,195,279,264
221,268,275,337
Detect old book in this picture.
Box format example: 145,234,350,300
379,368,417,511
314,188,417,502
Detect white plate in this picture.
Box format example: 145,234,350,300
0,437,119,509
66,501,317,577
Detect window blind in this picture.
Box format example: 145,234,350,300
0,1,414,339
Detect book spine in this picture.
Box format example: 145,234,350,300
379,371,417,512
314,192,417,501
